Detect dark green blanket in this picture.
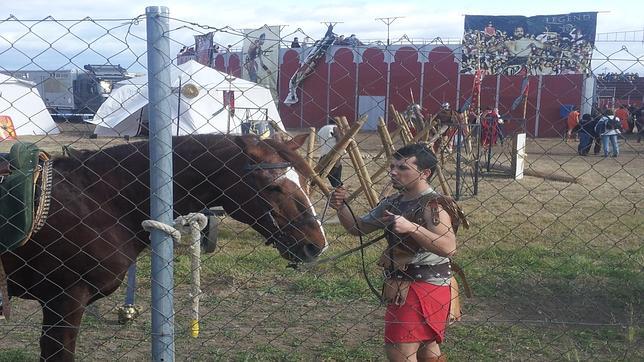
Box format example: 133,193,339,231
0,143,41,252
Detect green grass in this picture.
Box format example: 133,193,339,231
0,349,38,362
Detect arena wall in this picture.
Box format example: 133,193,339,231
213,45,585,137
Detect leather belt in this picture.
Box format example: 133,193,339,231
384,262,452,280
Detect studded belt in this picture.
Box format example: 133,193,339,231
384,262,452,280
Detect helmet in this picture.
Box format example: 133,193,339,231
441,102,450,110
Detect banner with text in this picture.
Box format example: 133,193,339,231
462,12,597,75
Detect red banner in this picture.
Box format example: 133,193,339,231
223,91,235,115
471,69,485,112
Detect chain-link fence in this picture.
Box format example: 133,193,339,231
0,7,642,361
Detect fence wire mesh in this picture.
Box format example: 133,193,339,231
0,12,642,361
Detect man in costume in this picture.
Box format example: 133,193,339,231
481,106,503,149
435,102,460,154
330,144,462,362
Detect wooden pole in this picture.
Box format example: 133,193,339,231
435,163,452,197
301,158,333,197
377,116,395,160
337,116,379,207
390,105,412,145
522,92,529,120
305,127,316,169
304,127,317,195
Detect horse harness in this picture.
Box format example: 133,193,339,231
0,144,53,319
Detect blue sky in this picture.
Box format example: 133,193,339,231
1,0,642,72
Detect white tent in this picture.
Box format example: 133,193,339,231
90,60,283,137
0,73,59,136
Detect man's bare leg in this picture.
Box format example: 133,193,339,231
385,342,421,362
418,341,444,361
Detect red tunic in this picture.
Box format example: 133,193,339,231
384,281,451,344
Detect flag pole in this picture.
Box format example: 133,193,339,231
522,90,528,120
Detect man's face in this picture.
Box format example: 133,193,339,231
389,156,430,191
514,27,525,39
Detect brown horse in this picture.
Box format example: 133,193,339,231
1,133,327,361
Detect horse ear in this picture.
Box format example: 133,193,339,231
284,133,309,151
234,135,263,159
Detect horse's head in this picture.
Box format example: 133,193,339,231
224,134,327,263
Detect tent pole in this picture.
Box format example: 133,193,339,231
177,77,182,136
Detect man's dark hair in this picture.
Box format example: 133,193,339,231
393,144,438,180
582,113,592,121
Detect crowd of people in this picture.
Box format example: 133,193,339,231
596,72,639,82
568,104,643,158
333,33,364,46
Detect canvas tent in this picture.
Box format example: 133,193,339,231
0,73,60,136
90,60,283,137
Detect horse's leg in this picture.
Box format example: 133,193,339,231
39,295,87,361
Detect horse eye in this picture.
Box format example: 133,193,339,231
265,185,282,193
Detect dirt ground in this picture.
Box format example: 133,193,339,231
0,123,642,360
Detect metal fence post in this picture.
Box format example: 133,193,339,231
146,6,175,361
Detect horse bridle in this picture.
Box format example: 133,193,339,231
243,162,383,299
243,161,317,248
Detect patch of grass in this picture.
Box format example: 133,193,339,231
0,349,38,362
315,341,383,361
446,323,642,360
290,274,370,300
457,242,643,307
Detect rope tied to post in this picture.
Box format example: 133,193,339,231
141,212,208,338
172,213,208,246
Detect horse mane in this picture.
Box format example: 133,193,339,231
262,137,315,180
53,134,312,178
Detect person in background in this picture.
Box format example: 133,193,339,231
481,106,501,149
346,34,364,46
595,109,622,158
566,106,580,143
317,118,344,187
627,104,637,134
435,102,461,154
589,107,603,155
334,35,348,45
290,37,301,48
614,104,630,133
329,144,459,362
